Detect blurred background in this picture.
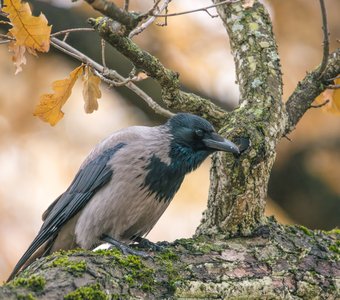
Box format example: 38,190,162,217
0,0,339,281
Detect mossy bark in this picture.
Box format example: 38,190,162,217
196,1,286,237
1,221,339,299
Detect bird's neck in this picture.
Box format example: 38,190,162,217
169,143,210,174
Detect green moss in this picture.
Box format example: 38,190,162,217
92,248,122,256
49,255,86,276
155,250,181,292
297,225,313,236
329,242,340,254
10,275,46,292
64,283,108,300
17,293,36,300
110,254,156,292
325,228,340,236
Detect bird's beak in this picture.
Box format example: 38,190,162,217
203,133,240,154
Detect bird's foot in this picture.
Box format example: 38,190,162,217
134,237,169,252
101,234,149,258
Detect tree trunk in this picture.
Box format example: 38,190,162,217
196,1,285,237
1,221,338,299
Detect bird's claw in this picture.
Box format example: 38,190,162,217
101,234,150,258
133,237,168,252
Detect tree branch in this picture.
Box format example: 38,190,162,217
153,0,237,18
1,222,338,299
89,17,228,129
129,0,171,38
318,0,329,78
196,0,285,236
285,49,340,134
83,0,142,31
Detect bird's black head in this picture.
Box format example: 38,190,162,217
166,113,239,171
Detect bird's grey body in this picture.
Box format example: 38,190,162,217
75,126,173,248
8,113,240,281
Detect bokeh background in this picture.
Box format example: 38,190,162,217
0,0,339,281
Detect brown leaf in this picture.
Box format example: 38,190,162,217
8,41,27,75
34,66,84,126
82,66,102,114
3,0,51,52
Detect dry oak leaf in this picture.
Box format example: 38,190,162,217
34,65,84,126
315,77,340,115
3,0,51,52
8,41,26,75
82,66,102,113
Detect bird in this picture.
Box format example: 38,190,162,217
7,113,240,281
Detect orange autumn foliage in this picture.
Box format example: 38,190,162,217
3,0,51,52
34,66,84,126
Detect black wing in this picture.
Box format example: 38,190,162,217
7,143,126,281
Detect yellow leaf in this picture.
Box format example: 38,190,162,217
8,41,27,75
82,66,102,114
34,66,84,126
3,0,51,52
315,77,340,115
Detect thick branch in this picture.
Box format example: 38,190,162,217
285,49,340,134
83,0,141,31
88,17,228,129
197,0,285,236
1,222,338,299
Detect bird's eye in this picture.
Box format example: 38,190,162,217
195,129,204,138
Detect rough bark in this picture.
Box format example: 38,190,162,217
196,0,286,236
1,221,339,299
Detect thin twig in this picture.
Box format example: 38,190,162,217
153,0,237,17
101,39,107,68
327,75,340,81
318,0,329,78
156,1,169,26
283,135,292,142
62,32,70,42
51,28,95,37
327,84,340,89
129,0,169,38
310,99,329,108
124,0,129,11
50,37,174,118
94,68,137,87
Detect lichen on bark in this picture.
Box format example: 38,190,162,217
196,0,286,237
1,221,338,299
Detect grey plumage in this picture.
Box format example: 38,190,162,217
8,113,239,281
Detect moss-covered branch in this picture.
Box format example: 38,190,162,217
84,0,142,31
88,17,228,129
285,49,340,134
1,222,338,299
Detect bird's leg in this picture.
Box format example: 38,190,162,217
101,234,149,258
134,237,169,251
